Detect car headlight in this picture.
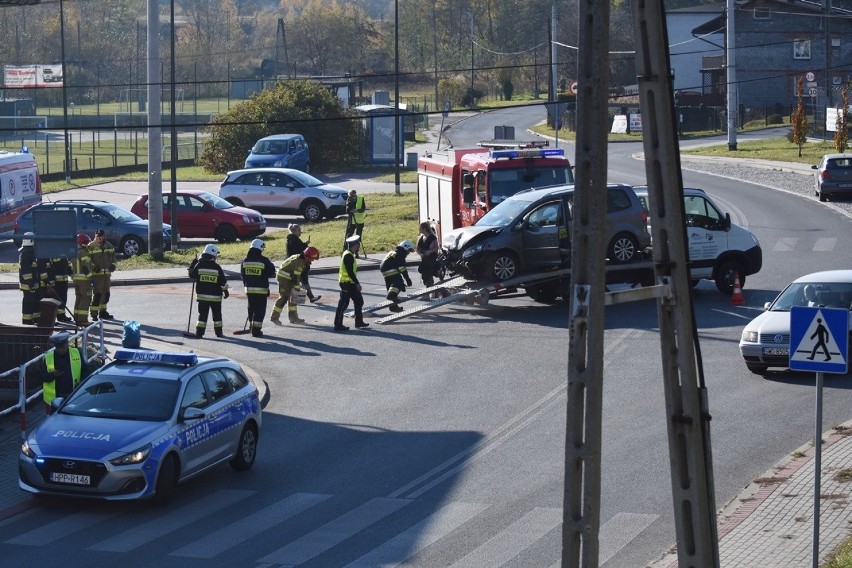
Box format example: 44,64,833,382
242,215,251,223
110,443,152,466
741,330,758,343
462,243,486,258
322,191,342,199
21,440,36,458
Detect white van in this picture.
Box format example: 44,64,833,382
0,148,42,234
633,187,762,294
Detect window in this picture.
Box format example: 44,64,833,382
221,368,249,391
526,202,561,228
201,370,232,403
180,376,208,413
794,40,811,60
606,188,632,212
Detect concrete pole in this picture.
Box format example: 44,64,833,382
726,0,737,150
147,0,164,258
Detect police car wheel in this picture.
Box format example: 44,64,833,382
153,454,178,506
230,424,258,471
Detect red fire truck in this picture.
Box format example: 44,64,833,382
417,140,573,239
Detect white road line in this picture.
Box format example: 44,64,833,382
257,497,410,566
447,507,562,568
170,492,332,559
5,509,114,546
813,237,836,251
88,489,252,552
343,502,489,568
772,237,799,252
598,512,658,565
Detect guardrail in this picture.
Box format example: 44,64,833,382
0,321,107,442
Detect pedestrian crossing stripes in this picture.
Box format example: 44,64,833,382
771,237,836,252
1,490,660,567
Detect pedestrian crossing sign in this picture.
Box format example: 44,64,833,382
789,306,849,374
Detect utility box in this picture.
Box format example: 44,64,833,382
0,324,52,403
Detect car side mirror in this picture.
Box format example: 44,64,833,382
286,183,296,191
722,213,731,230
181,407,205,422
812,164,818,170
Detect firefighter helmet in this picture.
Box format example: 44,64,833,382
21,232,34,247
203,244,220,258
304,246,320,261
76,233,91,246
398,240,415,253
250,239,265,251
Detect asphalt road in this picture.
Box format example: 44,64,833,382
1,110,851,567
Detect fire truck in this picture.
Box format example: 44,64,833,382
417,140,573,240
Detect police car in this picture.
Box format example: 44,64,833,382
19,350,261,503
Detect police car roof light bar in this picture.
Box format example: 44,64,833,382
114,349,198,366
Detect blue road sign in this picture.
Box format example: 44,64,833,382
789,306,849,374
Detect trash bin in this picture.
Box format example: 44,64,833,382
406,152,418,169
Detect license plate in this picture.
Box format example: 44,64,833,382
50,472,90,485
762,347,789,356
839,184,852,189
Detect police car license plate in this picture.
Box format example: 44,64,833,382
762,347,789,356
50,472,90,485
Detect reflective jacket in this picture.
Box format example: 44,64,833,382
43,348,83,405
72,245,92,283
241,249,276,295
277,255,308,285
188,255,228,302
88,240,116,276
19,248,47,293
347,195,366,225
380,249,410,281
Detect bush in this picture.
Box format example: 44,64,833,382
767,114,784,125
198,80,362,174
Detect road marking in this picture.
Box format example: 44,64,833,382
343,501,489,567
5,509,114,545
598,512,658,564
88,489,252,552
258,497,410,566
772,237,798,252
813,237,836,251
171,492,332,559
447,507,562,568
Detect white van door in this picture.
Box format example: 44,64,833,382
683,193,727,280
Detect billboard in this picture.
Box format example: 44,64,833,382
3,65,64,88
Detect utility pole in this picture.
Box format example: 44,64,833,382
147,0,164,259
550,1,558,101
469,11,474,102
726,0,737,150
59,0,71,184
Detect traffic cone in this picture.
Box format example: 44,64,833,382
730,272,745,305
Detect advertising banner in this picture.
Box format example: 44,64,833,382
3,65,64,88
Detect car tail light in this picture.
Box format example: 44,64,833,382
641,209,649,224
821,170,831,180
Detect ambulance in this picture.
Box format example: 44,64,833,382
0,148,42,234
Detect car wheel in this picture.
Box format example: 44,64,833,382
214,224,238,243
482,251,519,281
818,189,827,202
230,423,258,471
224,197,245,207
525,281,560,303
714,259,745,294
608,233,640,264
121,235,146,257
746,363,769,375
301,200,326,222
153,454,178,506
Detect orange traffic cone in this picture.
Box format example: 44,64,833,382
730,272,745,305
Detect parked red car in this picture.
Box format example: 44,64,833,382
131,189,266,242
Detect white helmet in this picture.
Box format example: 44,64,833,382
21,231,34,247
399,240,415,252
250,238,265,251
203,244,220,257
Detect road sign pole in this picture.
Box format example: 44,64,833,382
813,370,823,568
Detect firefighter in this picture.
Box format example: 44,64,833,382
286,224,321,303
47,253,73,323
241,239,276,338
188,244,229,338
333,235,368,331
87,229,116,320
42,331,90,414
381,240,415,312
18,232,47,325
270,246,321,325
71,233,93,326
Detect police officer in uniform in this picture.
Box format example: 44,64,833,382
88,229,116,320
188,244,229,338
42,331,90,414
380,240,415,312
241,239,276,337
334,235,369,331
18,232,48,325
270,246,321,325
72,233,93,326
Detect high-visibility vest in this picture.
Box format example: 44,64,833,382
43,348,82,405
339,250,358,284
352,196,366,225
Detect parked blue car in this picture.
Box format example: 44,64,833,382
245,134,310,172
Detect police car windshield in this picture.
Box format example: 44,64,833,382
60,375,180,421
475,196,534,227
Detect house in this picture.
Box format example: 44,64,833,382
667,0,852,112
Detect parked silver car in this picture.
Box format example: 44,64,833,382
812,153,852,202
219,168,347,222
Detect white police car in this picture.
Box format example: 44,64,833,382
19,350,261,503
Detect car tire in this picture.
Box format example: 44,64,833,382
525,281,560,303
214,224,238,243
153,454,178,506
746,363,769,375
301,200,326,222
230,423,258,471
818,189,827,202
224,197,245,207
714,259,745,294
121,235,146,257
607,233,640,264
482,251,519,281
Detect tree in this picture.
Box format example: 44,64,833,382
198,79,362,173
791,76,808,157
834,87,849,153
